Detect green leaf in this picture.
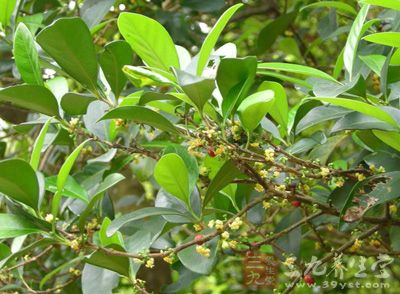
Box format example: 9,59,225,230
373,130,400,151
0,0,17,27
52,140,91,216
196,3,243,75
106,207,187,236
363,32,400,47
301,1,357,15
0,159,39,209
99,105,179,134
361,0,400,10
257,62,338,83
177,229,219,274
86,244,130,276
154,153,190,205
81,0,115,28
204,160,243,208
257,11,297,54
117,12,179,72
258,81,288,129
40,256,84,289
30,118,52,171
123,65,175,88
174,68,215,113
82,264,119,294
13,23,43,85
0,214,42,238
45,176,89,203
216,57,257,119
237,90,275,132
99,41,133,97
343,4,369,81
61,93,96,115
311,97,398,127
0,85,60,117
36,17,99,91
359,54,386,76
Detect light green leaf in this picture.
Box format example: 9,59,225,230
363,32,400,47
117,12,179,72
301,1,357,15
373,130,400,151
107,207,188,236
36,17,99,91
174,68,215,113
311,97,398,127
0,159,39,209
154,153,190,205
99,105,179,134
257,62,338,83
196,3,243,75
343,4,369,81
40,256,84,289
204,160,243,208
216,57,257,120
0,0,17,27
13,23,43,85
61,93,96,115
361,0,400,10
99,41,133,98
0,85,60,117
30,118,52,171
45,176,89,203
237,90,275,132
359,54,386,76
0,214,42,238
52,140,91,216
123,65,176,88
258,81,288,130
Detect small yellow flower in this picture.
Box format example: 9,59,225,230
283,256,296,267
204,128,216,138
273,171,281,178
254,162,264,170
69,268,81,276
350,239,363,252
259,169,268,178
315,242,321,250
221,231,230,240
199,166,209,176
196,245,210,257
45,213,54,223
215,220,224,230
194,223,203,231
207,220,215,228
69,118,79,130
262,201,272,210
188,138,203,151
356,173,366,181
228,240,238,249
229,217,243,230
221,240,229,249
327,224,335,232
69,240,80,251
390,204,398,215
369,239,381,248
163,254,175,264
275,184,286,193
214,145,225,156
302,184,310,193
145,258,155,268
369,164,376,172
264,148,275,162
320,167,330,177
378,166,386,173
334,178,345,188
250,142,260,148
255,183,264,192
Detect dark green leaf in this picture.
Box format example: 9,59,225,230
61,93,96,115
0,214,43,238
81,0,115,28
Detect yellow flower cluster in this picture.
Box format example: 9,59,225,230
262,201,272,210
258,169,268,178
69,239,80,251
320,167,330,177
145,258,155,268
229,217,243,230
283,256,296,267
334,178,345,188
193,223,203,231
369,239,381,248
163,254,175,264
69,268,81,276
196,245,211,257
355,173,366,181
275,184,286,193
221,231,230,240
255,183,264,192
264,148,275,162
350,239,363,252
45,213,54,223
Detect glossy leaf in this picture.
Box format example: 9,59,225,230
81,0,115,28
118,12,179,72
13,23,43,85
258,62,338,83
0,159,39,209
154,153,190,205
363,32,400,47
82,264,119,294
258,81,288,129
373,130,400,151
45,176,89,203
99,105,179,134
0,214,42,238
216,57,257,119
301,1,357,15
0,85,59,117
61,93,96,115
237,90,275,132
30,118,52,171
343,4,369,80
123,65,175,88
196,3,243,75
0,0,17,27
361,0,400,10
311,97,399,128
106,207,187,236
99,41,133,97
36,17,99,90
